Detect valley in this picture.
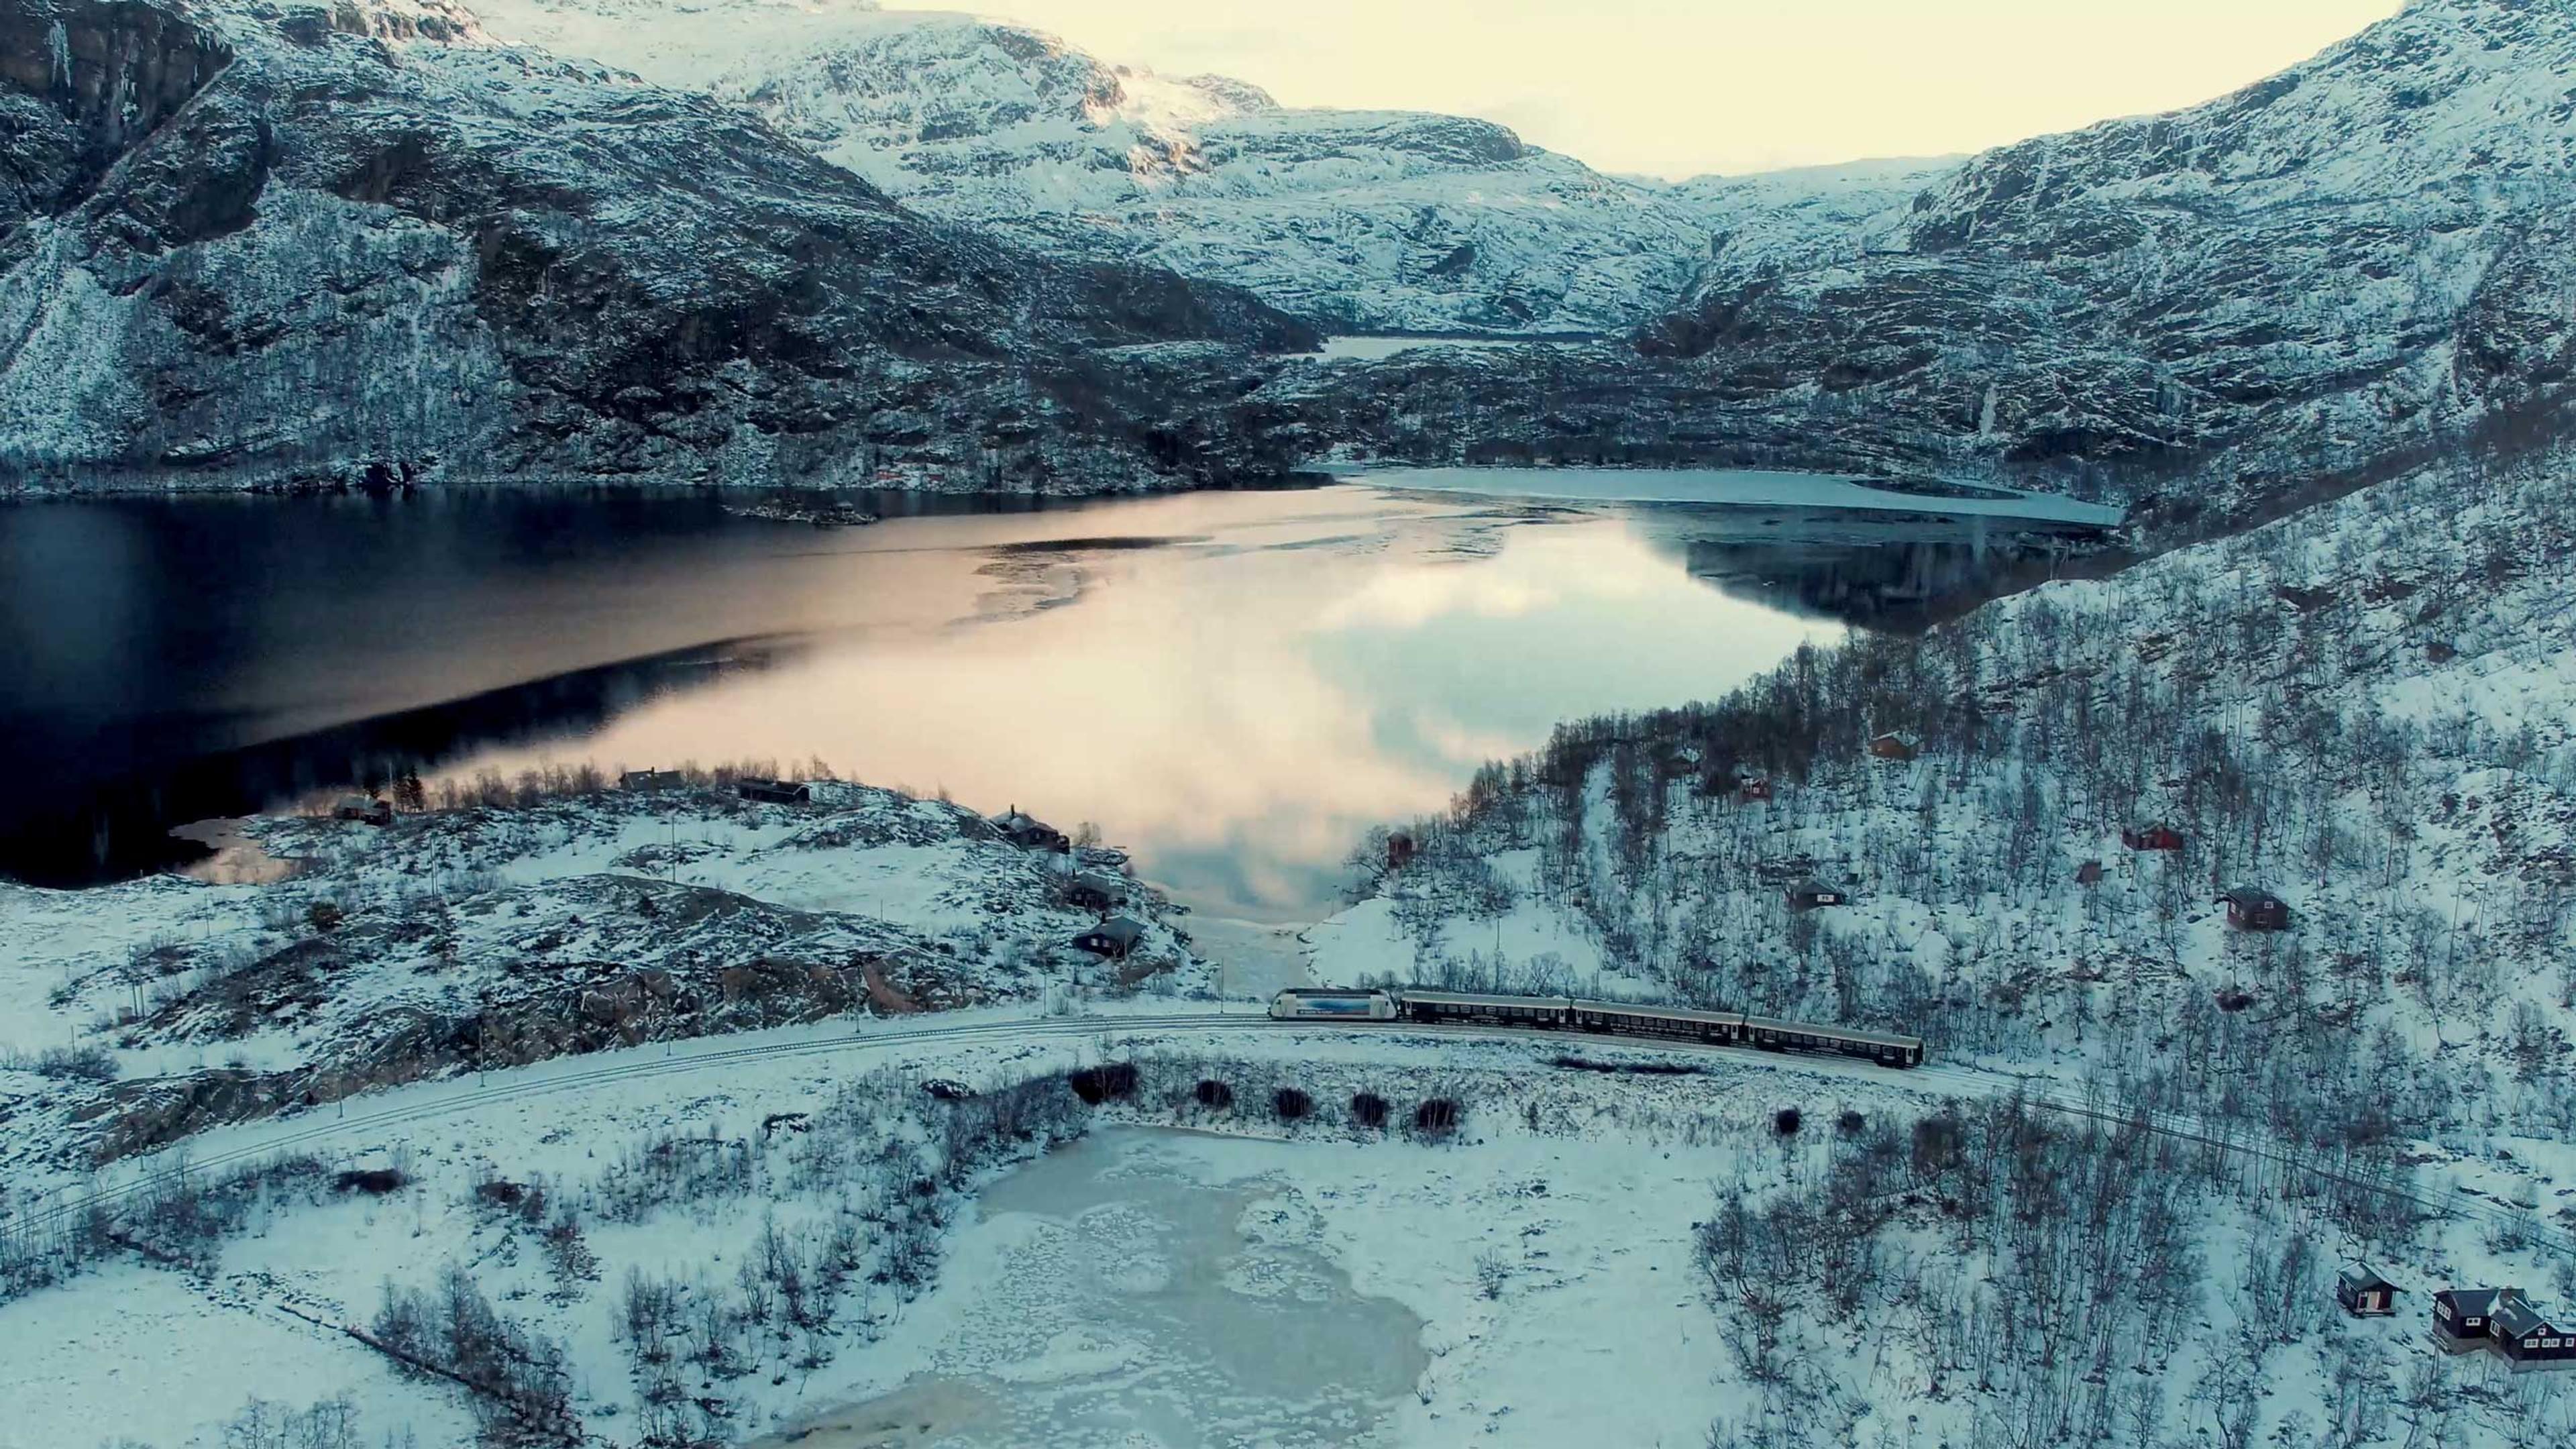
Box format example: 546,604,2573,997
4,1,2575,1446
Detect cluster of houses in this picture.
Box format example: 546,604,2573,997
2337,1268,2576,1373
2428,1284,2576,1371
982,806,1152,961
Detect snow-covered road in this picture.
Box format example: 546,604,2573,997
19,1003,2561,1260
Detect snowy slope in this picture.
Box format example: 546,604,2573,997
0,781,1201,1179
1322,440,2576,1157
1639,0,2576,502
455,0,1752,334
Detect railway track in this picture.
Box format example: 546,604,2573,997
10,1009,2567,1260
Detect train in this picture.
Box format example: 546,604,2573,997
1267,987,1926,1068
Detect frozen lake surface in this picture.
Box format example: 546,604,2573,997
1341,464,2128,526
757,1128,1429,1448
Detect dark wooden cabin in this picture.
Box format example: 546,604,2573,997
994,808,1070,853
1868,732,1919,762
332,795,394,826
2336,1266,2398,1318
1066,871,1126,912
736,778,811,805
2120,824,2184,852
1737,775,1774,803
1786,880,1847,912
2490,1293,2576,1371
2432,1287,2519,1351
621,769,688,792
2218,887,2290,932
1073,916,1147,959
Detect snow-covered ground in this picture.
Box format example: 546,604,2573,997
7,1003,2571,1448
0,780,1201,1185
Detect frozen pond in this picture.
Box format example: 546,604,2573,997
758,1128,1428,1448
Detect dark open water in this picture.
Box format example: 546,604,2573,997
0,479,2104,916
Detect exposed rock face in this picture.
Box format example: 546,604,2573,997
0,0,1318,494
0,0,235,240
460,0,1739,335
1631,0,2576,511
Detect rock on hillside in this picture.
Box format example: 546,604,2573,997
0,0,1319,494
460,0,1734,334
1636,0,2576,517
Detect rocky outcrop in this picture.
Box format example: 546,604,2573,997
0,0,1319,494
0,0,235,241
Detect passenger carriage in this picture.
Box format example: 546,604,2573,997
1744,1014,1925,1067
1570,1000,1742,1045
1261,988,1925,1068
1397,991,1572,1027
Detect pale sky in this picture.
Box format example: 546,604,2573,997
963,0,2406,178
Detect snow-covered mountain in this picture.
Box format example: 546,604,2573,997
1637,0,2576,513
455,0,1778,334
0,0,1318,493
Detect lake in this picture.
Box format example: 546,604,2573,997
0,474,2108,917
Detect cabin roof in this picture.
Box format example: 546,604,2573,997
2337,1266,2396,1294
2436,1287,2518,1318
1082,916,1146,945
2219,885,2285,907
2492,1295,2555,1338
1788,879,1844,897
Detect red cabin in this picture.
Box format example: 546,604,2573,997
2121,824,2185,852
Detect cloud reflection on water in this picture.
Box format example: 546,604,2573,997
455,488,1838,920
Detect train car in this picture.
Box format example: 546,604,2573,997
1742,1014,1925,1067
1395,990,1572,1028
1267,987,1398,1022
1569,1000,1746,1046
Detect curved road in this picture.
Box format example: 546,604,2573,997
9,1007,2566,1260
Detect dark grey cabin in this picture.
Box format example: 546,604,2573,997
1066,872,1126,911
994,808,1070,853
2490,1293,2576,1371
1786,879,1847,911
736,778,811,805
332,795,393,826
1074,916,1147,958
2218,886,2290,932
2336,1266,2397,1317
2432,1287,2519,1351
